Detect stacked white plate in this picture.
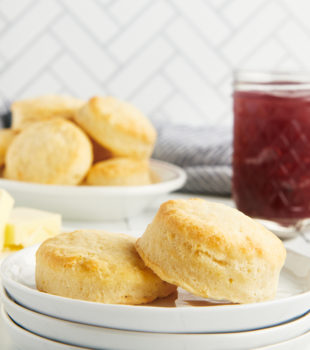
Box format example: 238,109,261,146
1,246,310,350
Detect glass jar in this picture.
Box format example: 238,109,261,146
233,71,310,225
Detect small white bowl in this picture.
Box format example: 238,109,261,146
2,289,310,350
0,159,186,221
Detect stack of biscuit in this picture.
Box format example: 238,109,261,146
2,95,157,186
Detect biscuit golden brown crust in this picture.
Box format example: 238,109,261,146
5,118,92,185
11,95,85,130
86,158,151,186
136,198,286,304
36,230,176,304
0,129,18,167
74,96,157,159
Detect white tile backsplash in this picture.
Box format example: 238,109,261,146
109,1,174,63
62,0,118,43
0,0,33,21
222,0,266,28
173,0,230,45
0,35,61,97
166,18,229,83
131,75,173,115
52,54,103,97
53,16,117,81
108,37,173,98
0,0,310,126
0,0,61,60
19,72,63,99
221,1,287,66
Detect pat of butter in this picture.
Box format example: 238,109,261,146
4,207,61,248
0,190,14,250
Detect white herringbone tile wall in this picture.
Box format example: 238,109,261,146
0,0,310,126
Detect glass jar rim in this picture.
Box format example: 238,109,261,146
234,70,310,84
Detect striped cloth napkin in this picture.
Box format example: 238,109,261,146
153,123,232,195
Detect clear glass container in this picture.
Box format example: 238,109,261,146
233,71,310,225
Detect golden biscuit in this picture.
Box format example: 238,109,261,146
5,119,92,185
36,230,176,304
86,158,151,186
74,96,157,159
11,95,85,130
136,198,286,304
0,129,18,167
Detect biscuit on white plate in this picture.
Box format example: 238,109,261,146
11,95,85,130
74,96,157,159
86,158,151,186
0,129,18,167
5,118,92,185
36,230,176,304
136,198,286,304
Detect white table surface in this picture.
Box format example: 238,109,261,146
1,192,309,350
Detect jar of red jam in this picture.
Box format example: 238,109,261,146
233,71,310,225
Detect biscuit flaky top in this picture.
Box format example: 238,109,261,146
89,97,156,144
11,95,85,130
39,230,146,271
89,158,149,178
74,96,157,159
36,230,176,304
86,158,151,186
156,198,286,267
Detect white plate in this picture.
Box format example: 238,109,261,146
0,159,186,221
2,289,310,350
1,307,87,350
254,331,310,349
3,304,310,350
1,246,310,334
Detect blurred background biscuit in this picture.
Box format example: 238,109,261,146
36,230,176,304
74,96,156,159
0,129,18,167
86,158,151,186
11,95,85,130
5,118,92,185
